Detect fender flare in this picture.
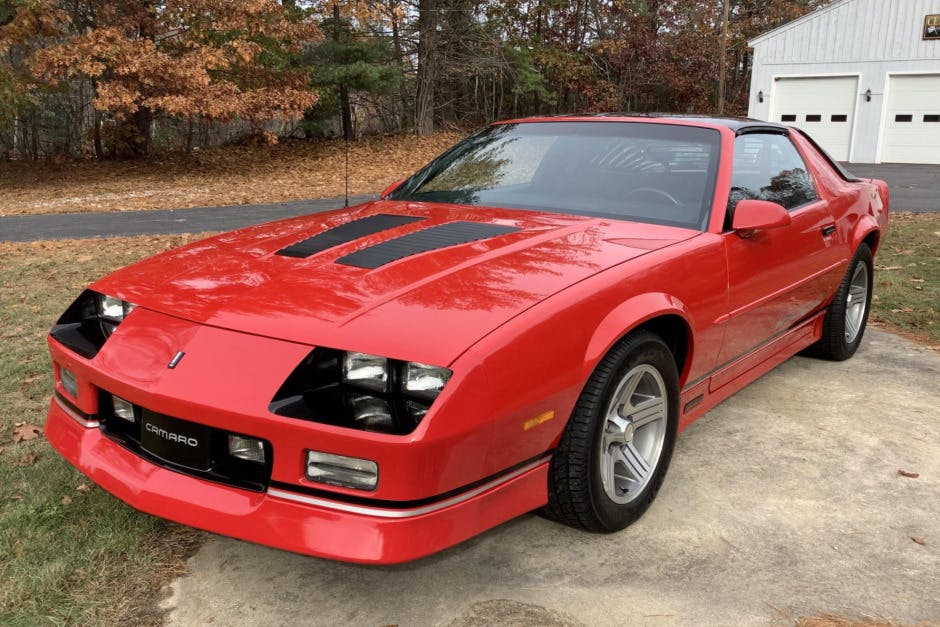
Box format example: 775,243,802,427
582,292,694,380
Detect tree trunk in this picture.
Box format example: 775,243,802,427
333,2,352,140
390,0,408,131
717,0,730,115
185,114,194,154
118,0,157,157
414,0,438,135
93,109,104,159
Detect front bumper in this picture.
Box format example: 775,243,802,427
45,397,549,564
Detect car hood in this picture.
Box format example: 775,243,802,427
93,200,696,366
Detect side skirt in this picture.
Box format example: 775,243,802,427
677,311,825,432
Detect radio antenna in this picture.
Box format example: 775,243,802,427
334,1,350,208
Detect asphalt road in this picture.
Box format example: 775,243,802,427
0,163,936,242
0,195,373,243
163,329,940,626
847,163,938,213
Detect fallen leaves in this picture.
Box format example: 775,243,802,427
12,423,43,443
0,132,462,216
897,469,920,478
911,536,927,546
15,452,38,467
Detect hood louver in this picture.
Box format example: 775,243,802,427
336,222,521,269
276,214,425,259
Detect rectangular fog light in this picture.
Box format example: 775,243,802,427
60,366,78,399
111,395,135,422
306,450,378,491
228,434,266,464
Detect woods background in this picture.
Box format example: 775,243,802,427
0,0,824,161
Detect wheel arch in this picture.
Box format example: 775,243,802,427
583,293,694,386
851,215,882,256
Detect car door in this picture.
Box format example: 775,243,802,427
717,131,844,368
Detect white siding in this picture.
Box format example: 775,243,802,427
752,0,940,64
748,0,940,163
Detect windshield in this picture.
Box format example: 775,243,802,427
390,121,722,230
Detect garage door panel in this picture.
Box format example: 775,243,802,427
772,76,857,161
882,75,940,164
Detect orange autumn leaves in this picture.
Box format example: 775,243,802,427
26,0,320,129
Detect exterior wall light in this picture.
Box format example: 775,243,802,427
865,88,872,102
758,90,764,103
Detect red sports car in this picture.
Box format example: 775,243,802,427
45,115,889,564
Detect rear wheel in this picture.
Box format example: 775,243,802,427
809,243,873,361
544,330,679,532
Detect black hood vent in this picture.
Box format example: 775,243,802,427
336,221,520,269
276,214,425,258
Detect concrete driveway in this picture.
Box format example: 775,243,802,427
162,329,939,626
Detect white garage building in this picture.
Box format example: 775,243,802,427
748,0,940,164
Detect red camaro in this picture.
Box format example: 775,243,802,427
45,116,889,563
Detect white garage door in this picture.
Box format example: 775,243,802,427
881,74,940,164
771,76,858,161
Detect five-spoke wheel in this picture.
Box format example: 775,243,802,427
545,330,678,532
599,364,668,505
808,242,874,361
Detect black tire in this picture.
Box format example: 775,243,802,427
544,330,679,532
806,243,873,361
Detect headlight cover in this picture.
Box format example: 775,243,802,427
403,362,452,400
97,293,137,337
269,348,453,436
50,290,138,358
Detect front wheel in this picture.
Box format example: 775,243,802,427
544,330,679,532
809,243,874,361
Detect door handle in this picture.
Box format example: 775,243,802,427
821,224,836,237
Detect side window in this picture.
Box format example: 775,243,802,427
728,134,818,218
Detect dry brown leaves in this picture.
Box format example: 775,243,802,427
0,132,462,216
897,469,920,478
12,423,43,443
795,614,922,627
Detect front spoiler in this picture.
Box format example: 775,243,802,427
45,398,550,564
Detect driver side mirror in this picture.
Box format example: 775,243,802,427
732,199,791,237
380,178,406,200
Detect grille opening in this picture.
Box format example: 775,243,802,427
98,390,273,492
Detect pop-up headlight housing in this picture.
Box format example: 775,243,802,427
50,290,138,358
269,348,453,436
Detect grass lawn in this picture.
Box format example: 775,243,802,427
0,214,936,625
869,213,940,345
0,235,208,625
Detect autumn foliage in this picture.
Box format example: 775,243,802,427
2,0,320,156
0,0,826,159
33,1,317,121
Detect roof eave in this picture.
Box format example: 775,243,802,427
748,0,852,48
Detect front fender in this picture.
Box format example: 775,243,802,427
583,292,693,379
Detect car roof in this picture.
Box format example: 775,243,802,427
494,113,788,135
